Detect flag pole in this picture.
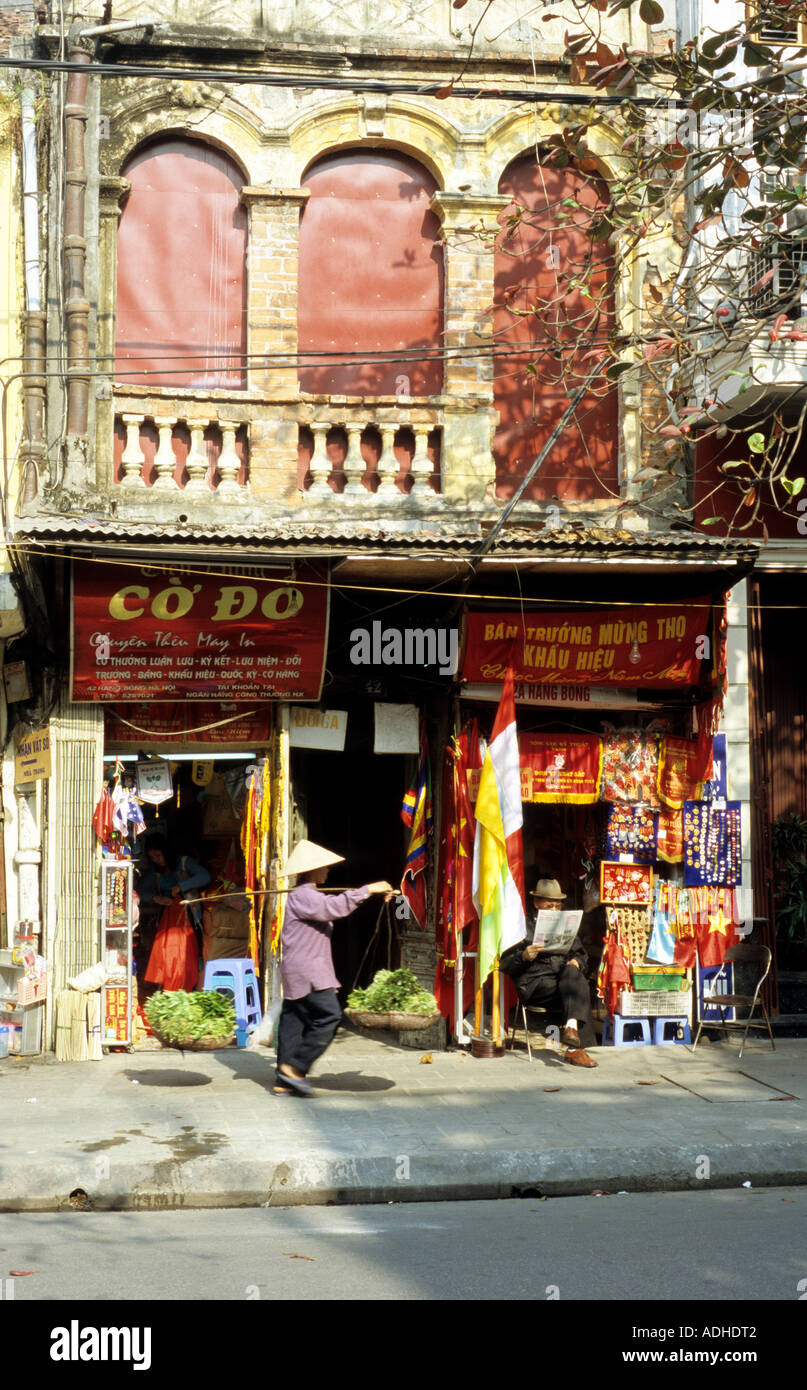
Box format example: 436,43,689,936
491,956,500,1040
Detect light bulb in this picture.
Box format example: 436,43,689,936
629,639,641,665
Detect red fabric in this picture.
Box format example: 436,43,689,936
673,935,697,968
92,789,114,842
493,667,526,905
693,888,733,968
145,900,199,991
434,723,481,1019
598,931,631,1018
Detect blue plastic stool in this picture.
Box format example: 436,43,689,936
603,1014,653,1046
653,1016,691,1045
203,959,261,1046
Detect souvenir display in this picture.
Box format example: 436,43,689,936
606,804,658,863
99,859,134,1048
683,800,742,886
600,860,653,906
601,732,661,805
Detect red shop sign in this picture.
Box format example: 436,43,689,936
463,600,713,687
104,702,273,745
71,561,329,703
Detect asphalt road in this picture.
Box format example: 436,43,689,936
2,1187,806,1302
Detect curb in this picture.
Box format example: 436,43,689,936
3,1138,807,1212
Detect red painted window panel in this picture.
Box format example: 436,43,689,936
116,139,247,388
494,154,618,502
298,150,443,396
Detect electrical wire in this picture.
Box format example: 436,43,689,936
0,53,684,107
5,544,753,606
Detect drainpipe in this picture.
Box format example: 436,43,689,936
64,28,93,445
18,87,46,507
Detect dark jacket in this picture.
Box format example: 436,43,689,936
500,931,588,1004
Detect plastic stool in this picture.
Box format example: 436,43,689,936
603,1014,653,1046
203,959,262,1046
653,1016,691,1045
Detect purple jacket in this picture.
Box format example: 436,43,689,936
280,883,371,1000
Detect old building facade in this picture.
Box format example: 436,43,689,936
3,1,764,1047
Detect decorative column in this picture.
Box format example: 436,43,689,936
342,423,366,499
241,185,310,501
376,425,399,498
217,421,243,499
152,417,178,490
430,192,511,505
96,176,130,491
119,414,145,488
307,420,332,499
185,424,211,495
409,426,434,498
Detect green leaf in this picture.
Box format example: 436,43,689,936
700,517,723,526
606,360,634,379
743,40,776,65
747,431,766,454
639,0,664,24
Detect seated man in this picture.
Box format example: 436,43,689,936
500,878,598,1068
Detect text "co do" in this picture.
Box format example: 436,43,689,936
108,576,305,623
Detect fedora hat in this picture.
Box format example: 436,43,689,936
281,839,345,878
531,878,566,901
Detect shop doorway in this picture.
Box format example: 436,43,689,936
104,753,256,1004
290,710,410,998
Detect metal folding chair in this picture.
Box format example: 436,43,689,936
691,944,775,1060
507,1002,549,1062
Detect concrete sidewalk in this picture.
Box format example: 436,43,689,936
1,1028,805,1210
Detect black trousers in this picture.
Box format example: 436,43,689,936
276,988,342,1075
522,965,596,1049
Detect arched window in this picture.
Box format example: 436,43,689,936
493,153,618,501
298,149,443,396
116,138,247,388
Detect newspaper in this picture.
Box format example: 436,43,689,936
532,908,582,954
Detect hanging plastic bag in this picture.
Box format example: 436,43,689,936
249,999,282,1048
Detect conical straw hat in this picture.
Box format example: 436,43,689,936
282,839,345,877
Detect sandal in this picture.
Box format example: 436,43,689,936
275,1070,313,1097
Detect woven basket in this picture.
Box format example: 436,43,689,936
388,1011,438,1031
344,1008,436,1032
151,1027,234,1051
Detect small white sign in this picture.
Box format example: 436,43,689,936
462,683,656,709
288,707,348,751
374,703,420,754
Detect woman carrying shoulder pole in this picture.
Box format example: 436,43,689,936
274,839,393,1097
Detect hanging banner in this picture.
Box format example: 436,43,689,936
657,736,713,810
104,702,273,746
467,734,601,804
519,733,602,804
71,561,329,702
462,600,713,687
135,758,173,806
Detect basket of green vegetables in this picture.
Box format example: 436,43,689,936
345,969,439,1030
145,989,236,1049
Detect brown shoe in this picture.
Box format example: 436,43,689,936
561,1027,581,1048
565,1048,598,1068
